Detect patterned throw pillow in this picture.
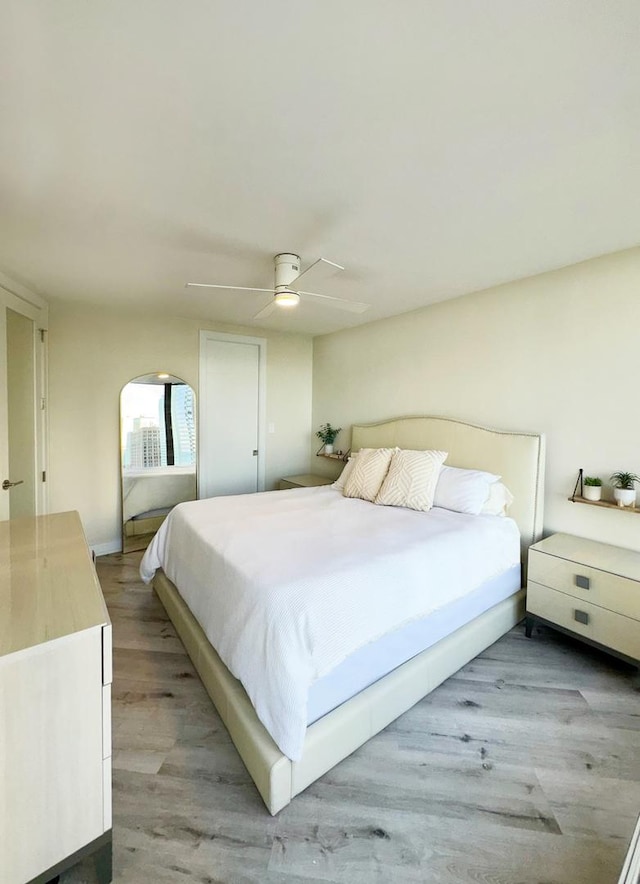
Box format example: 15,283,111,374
342,448,395,502
375,449,448,512
332,453,358,491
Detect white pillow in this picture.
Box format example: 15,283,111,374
343,448,395,502
433,465,501,515
375,449,448,512
480,481,514,516
332,453,358,491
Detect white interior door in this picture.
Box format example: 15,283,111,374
6,309,37,518
0,276,48,521
199,331,266,499
0,305,8,521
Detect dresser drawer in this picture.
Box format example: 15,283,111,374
103,757,112,831
102,684,112,759
527,582,640,661
529,549,640,620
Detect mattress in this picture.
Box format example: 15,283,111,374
307,562,521,723
140,486,521,760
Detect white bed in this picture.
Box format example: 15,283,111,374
142,486,521,760
144,415,545,814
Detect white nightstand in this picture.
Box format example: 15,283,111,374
278,474,334,490
526,533,640,664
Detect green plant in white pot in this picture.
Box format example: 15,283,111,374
610,471,640,507
316,423,342,455
583,476,602,502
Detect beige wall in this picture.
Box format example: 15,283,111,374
312,247,640,552
48,303,313,550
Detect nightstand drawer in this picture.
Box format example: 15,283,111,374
527,582,640,660
529,549,640,620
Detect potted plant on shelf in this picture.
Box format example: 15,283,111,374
583,477,603,502
316,423,342,455
609,471,640,507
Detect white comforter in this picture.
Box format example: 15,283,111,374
140,486,520,760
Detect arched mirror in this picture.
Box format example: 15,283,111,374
120,373,197,553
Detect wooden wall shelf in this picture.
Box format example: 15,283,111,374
569,495,639,515
316,451,350,462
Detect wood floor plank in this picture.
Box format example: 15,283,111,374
59,550,640,884
535,768,639,841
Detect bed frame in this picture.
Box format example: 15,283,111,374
152,415,545,814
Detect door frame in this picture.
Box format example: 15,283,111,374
198,330,267,496
0,271,49,517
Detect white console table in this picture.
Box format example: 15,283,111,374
0,511,112,884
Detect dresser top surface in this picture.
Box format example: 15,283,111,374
530,532,640,582
0,511,110,657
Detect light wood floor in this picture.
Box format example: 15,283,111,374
62,551,640,884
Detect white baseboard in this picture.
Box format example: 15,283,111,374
91,539,122,558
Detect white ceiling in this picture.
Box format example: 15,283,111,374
1,1,639,335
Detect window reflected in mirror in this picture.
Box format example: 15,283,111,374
120,374,197,553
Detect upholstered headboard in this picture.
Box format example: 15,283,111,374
351,416,545,561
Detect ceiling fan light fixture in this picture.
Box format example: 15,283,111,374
186,253,369,322
274,289,301,308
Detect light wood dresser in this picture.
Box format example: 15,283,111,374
0,511,112,884
526,533,640,664
618,812,640,883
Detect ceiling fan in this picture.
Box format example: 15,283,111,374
186,253,370,320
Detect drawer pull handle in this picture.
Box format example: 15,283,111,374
574,609,589,625
575,574,590,590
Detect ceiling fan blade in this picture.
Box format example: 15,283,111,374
253,300,278,320
185,283,274,293
292,258,345,290
298,290,370,313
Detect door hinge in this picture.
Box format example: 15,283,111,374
42,471,46,482
40,328,46,343
41,397,46,410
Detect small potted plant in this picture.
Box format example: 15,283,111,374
583,477,603,502
316,423,342,455
610,471,640,507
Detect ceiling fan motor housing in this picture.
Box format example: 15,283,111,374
274,253,301,291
